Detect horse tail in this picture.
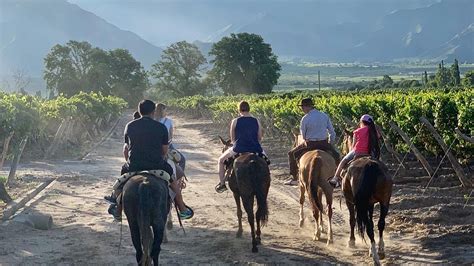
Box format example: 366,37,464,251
354,161,380,239
308,156,324,213
138,180,153,265
251,159,269,226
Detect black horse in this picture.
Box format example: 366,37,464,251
219,137,271,253
123,174,170,265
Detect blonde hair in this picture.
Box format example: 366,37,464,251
155,103,166,119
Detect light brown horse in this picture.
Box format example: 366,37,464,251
293,133,336,245
341,131,393,265
219,136,271,253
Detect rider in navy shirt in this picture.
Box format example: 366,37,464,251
215,101,264,193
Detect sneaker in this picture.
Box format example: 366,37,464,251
284,179,298,186
328,176,341,188
179,208,194,220
107,204,122,222
104,195,116,204
215,183,228,193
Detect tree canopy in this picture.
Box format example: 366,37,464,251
209,33,281,95
149,41,207,98
44,40,148,105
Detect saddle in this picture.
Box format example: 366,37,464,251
224,152,271,168
113,169,171,190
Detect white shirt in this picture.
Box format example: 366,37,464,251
159,117,173,135
300,109,336,143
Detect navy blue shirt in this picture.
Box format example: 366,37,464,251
233,116,263,153
124,116,169,172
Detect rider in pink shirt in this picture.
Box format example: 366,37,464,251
329,114,380,188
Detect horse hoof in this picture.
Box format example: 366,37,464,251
256,237,262,245
236,230,243,238
347,240,356,248
326,239,333,245
252,247,258,253
313,235,320,241
299,219,304,227
378,252,385,260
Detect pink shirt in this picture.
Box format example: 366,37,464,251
353,126,370,154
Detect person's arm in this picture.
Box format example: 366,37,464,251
169,123,174,144
123,144,129,161
257,119,263,142
162,125,169,156
230,118,237,143
327,116,336,144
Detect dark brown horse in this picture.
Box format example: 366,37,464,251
342,132,393,265
122,174,170,265
219,136,271,253
293,133,336,244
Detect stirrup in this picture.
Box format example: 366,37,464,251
215,183,228,193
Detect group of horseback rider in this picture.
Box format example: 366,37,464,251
104,97,380,221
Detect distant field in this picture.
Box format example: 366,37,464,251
277,61,474,90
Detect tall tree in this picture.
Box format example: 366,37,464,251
44,41,148,104
434,61,450,88
423,71,429,86
462,70,474,87
149,41,207,97
450,58,461,86
108,49,149,104
209,33,281,95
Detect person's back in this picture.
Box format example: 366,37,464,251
234,116,263,154
126,116,168,172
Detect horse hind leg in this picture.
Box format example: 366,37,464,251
242,195,258,253
166,209,173,230
233,192,243,238
378,204,389,260
313,209,321,241
367,204,380,265
299,184,305,227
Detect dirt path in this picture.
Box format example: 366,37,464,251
0,113,471,264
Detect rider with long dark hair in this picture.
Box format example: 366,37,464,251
329,114,380,188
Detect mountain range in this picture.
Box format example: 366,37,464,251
0,0,473,82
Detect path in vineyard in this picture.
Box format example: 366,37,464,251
0,113,453,264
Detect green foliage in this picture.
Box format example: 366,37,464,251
44,40,148,105
450,59,461,86
209,33,281,95
149,41,207,98
462,70,474,87
0,92,127,143
167,88,473,161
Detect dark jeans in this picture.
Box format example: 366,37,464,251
287,140,340,180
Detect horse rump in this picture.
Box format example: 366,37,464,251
138,180,153,265
354,161,380,238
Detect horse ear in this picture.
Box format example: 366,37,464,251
343,128,352,135
291,127,300,138
218,136,226,145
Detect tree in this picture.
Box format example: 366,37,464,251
107,49,149,105
44,41,149,105
150,41,207,98
434,61,450,88
209,33,281,95
462,70,474,87
450,58,461,86
44,41,102,96
381,75,393,87
423,71,429,86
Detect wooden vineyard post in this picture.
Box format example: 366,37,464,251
376,125,406,169
0,131,14,170
0,182,12,203
420,117,471,188
455,128,474,143
389,121,434,177
7,136,29,185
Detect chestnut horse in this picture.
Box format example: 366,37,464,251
341,132,393,265
293,133,336,244
219,137,271,253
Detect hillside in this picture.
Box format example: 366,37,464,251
0,0,162,78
